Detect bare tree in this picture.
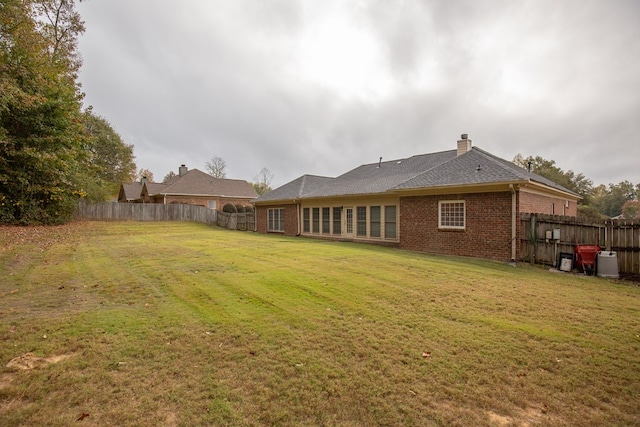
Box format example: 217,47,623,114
163,170,177,183
205,155,227,178
252,167,274,195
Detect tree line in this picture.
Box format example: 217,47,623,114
1,0,135,225
513,154,640,221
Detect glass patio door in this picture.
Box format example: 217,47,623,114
344,207,354,238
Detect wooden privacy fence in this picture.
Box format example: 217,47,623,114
77,203,217,225
519,213,640,274
216,211,255,231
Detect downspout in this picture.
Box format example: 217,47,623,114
509,184,516,262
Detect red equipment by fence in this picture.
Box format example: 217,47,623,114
575,245,601,275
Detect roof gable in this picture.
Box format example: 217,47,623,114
119,182,143,201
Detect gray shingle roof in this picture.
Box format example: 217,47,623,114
120,182,143,201
394,148,575,194
161,169,258,198
144,182,168,196
255,146,577,203
253,175,334,202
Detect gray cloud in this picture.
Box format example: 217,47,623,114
77,0,640,187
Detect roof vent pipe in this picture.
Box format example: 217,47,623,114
377,157,382,168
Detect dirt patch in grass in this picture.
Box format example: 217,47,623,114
487,404,554,426
5,353,74,370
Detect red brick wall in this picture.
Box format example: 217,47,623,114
519,192,577,216
399,192,513,261
255,205,298,236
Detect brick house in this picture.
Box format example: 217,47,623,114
252,135,579,262
118,165,258,209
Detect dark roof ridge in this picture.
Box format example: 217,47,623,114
353,148,457,169
470,146,578,195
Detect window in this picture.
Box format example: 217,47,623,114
332,207,341,234
385,206,397,239
356,206,367,236
207,200,217,210
312,208,320,233
268,208,285,232
303,208,310,233
370,206,381,238
322,207,330,234
439,200,465,229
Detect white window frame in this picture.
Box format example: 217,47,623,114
438,200,465,229
267,208,285,232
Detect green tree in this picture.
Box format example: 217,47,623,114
0,0,87,224
592,180,637,218
622,200,640,220
512,154,593,205
81,108,136,201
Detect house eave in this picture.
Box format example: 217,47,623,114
159,192,256,199
389,181,529,196
390,180,580,200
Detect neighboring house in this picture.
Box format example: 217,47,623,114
118,181,144,203
118,165,258,209
253,135,579,262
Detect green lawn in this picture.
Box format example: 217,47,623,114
1,221,639,426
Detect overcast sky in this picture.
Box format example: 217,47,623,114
77,0,640,188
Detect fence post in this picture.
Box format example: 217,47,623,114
530,214,537,265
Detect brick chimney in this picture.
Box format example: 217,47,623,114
457,134,472,156
178,164,188,177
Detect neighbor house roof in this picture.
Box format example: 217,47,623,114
145,169,258,198
119,182,143,201
254,146,578,203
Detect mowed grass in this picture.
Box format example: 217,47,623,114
1,222,639,426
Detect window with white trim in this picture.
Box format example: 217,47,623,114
312,208,320,233
322,207,330,234
267,208,285,232
332,207,341,235
356,206,367,236
303,208,310,233
370,206,381,238
384,205,397,238
439,200,465,229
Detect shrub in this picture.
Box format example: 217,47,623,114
222,203,237,213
